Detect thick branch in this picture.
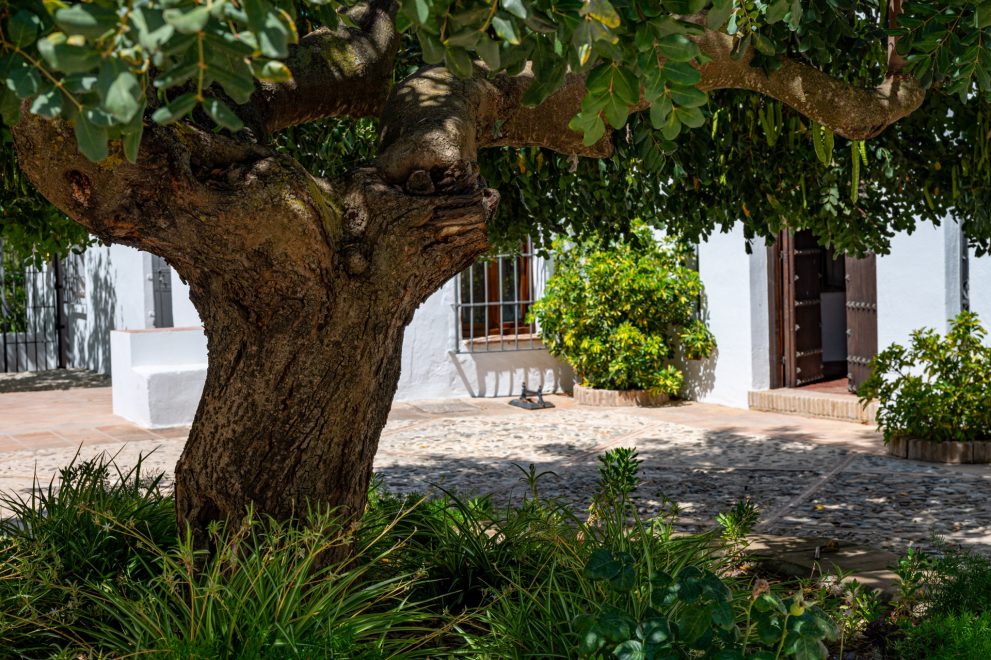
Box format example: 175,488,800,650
693,28,925,141
250,0,400,133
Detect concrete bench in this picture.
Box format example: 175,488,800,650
111,327,207,428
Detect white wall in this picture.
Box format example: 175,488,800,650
394,273,573,401
170,268,201,327
687,226,769,408
969,245,991,334
876,223,950,349
66,244,155,373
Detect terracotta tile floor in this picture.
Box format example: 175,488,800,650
0,388,188,451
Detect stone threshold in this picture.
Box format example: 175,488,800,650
748,389,878,425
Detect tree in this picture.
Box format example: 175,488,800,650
1,0,989,543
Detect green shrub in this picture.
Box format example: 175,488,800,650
892,611,991,659
859,311,991,442
531,224,715,395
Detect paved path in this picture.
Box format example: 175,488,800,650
1,388,989,555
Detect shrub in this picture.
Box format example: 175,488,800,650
531,223,715,395
859,311,991,442
892,611,991,659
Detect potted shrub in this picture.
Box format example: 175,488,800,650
859,311,991,463
531,223,715,406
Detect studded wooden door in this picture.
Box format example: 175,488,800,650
844,254,877,392
782,231,825,387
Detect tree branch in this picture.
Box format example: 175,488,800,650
249,0,400,134
692,24,924,141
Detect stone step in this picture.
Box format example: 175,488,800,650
748,389,878,425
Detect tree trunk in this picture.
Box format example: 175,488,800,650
173,284,411,539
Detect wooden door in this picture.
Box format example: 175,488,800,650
845,254,877,392
782,231,825,387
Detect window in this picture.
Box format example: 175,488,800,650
455,239,542,352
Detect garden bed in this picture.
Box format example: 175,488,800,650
886,436,991,464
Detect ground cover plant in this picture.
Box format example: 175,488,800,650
860,311,991,443
532,224,715,395
1,449,847,658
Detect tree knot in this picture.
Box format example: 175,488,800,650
65,170,92,207
341,244,370,276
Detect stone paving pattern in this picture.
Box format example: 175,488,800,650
1,388,989,555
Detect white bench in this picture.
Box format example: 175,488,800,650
111,327,207,428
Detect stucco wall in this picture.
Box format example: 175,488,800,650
66,244,154,374
687,226,769,408
969,246,991,334
876,223,950,350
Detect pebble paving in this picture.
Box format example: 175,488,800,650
376,407,991,555
0,398,988,555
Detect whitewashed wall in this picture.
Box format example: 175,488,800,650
394,277,573,401
876,222,951,350
65,244,155,373
686,226,770,408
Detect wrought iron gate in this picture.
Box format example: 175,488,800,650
151,255,174,328
0,242,67,373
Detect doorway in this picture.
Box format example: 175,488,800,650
769,230,877,393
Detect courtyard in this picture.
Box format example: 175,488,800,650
2,385,989,556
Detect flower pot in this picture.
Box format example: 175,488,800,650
573,383,670,408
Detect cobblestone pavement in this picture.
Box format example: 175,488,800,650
1,389,989,555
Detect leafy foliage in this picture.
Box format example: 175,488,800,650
532,223,715,394
1,449,843,658
859,311,991,443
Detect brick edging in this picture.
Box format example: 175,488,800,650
573,384,671,407
886,436,991,464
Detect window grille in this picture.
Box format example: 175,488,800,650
454,239,543,353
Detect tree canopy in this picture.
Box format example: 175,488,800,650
1,0,989,257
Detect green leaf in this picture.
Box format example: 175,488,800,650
613,640,645,660
501,0,528,20
662,0,707,14
207,61,256,104
580,0,621,29
789,0,804,29
203,97,244,131
74,113,109,161
707,0,735,30
663,61,701,86
418,31,445,64
154,62,199,90
491,15,520,45
130,7,175,52
765,0,790,24
257,11,292,59
37,35,101,74
753,34,776,56
7,10,43,48
444,47,474,78
99,62,143,123
669,85,707,108
251,59,292,83
55,4,119,40
5,62,42,98
584,547,621,579
656,34,699,62
660,111,681,140
477,36,501,69
446,29,480,49
121,105,145,163
30,89,63,119
151,92,198,125
675,105,705,128
650,97,672,129
163,5,211,35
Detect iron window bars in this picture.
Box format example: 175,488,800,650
454,238,544,353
